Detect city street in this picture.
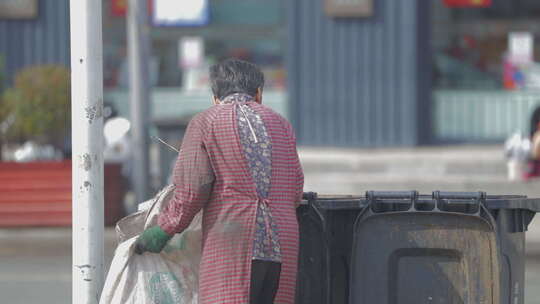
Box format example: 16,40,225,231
2,221,540,303
0,228,116,304
4,145,540,303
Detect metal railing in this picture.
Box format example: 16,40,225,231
434,90,540,142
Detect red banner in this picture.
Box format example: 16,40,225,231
110,0,153,17
443,0,491,7
111,0,127,17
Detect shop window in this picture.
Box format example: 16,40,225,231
432,0,540,90
103,0,286,90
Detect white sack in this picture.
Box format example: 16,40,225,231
100,185,201,304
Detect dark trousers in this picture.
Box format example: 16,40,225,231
250,260,281,304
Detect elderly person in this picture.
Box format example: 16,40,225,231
135,59,304,304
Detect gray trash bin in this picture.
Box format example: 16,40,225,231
296,191,540,304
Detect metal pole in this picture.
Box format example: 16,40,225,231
70,0,104,303
128,0,151,203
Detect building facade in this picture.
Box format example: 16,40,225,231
0,0,70,89
2,0,539,147
287,0,432,146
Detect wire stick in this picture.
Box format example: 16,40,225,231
151,135,180,153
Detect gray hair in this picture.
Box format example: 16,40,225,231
209,59,265,100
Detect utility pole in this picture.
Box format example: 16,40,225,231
128,0,151,204
70,0,104,303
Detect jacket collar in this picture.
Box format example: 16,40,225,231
219,93,254,104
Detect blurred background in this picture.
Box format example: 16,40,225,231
2,0,540,303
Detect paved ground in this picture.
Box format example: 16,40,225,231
0,228,116,304
3,223,540,303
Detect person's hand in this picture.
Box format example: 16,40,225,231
134,226,172,255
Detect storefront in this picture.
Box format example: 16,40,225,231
6,0,540,147
432,0,540,142
288,0,540,146
102,0,288,121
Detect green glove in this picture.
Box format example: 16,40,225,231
134,226,172,254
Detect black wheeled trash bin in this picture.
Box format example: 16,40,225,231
296,191,540,304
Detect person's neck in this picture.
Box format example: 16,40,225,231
219,93,255,104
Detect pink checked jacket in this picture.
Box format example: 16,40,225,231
158,102,304,304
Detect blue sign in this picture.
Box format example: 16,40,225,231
152,0,209,27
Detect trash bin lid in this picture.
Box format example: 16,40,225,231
301,191,540,213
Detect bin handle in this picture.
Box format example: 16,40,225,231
365,191,487,215
433,191,486,215
366,191,418,212
302,192,318,203
433,191,486,201
366,191,418,201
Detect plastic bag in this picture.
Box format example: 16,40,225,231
504,132,531,161
100,185,201,304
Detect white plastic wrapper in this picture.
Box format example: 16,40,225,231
504,132,531,161
100,185,201,304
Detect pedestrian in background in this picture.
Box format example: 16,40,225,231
135,59,304,304
527,121,540,179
